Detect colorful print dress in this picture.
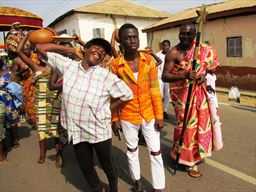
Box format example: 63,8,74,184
0,102,6,141
33,69,59,141
0,72,21,127
21,53,40,123
170,42,220,166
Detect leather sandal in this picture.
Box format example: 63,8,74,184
187,165,202,178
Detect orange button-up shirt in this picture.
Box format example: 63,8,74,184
111,52,163,124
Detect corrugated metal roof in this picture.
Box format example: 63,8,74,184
74,0,172,18
143,0,256,31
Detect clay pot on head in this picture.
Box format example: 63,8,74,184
28,28,55,44
114,28,120,43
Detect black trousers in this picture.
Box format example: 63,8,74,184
74,139,118,192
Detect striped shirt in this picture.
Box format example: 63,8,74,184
47,52,133,144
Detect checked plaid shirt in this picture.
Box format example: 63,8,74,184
47,52,133,144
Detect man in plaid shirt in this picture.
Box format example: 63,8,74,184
36,38,133,192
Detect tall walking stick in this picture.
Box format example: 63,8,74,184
174,5,208,175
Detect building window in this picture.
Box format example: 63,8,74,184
93,28,105,38
227,37,242,57
57,29,67,35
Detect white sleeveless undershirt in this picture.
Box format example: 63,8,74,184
133,72,138,81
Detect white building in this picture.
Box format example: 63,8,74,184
48,0,171,49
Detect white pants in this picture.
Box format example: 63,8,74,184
208,92,219,109
159,79,171,113
121,119,165,189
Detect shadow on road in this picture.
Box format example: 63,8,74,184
112,145,153,191
161,115,187,176
47,144,96,191
232,105,256,112
18,125,32,139
47,144,147,192
4,125,31,152
161,139,187,175
164,114,177,126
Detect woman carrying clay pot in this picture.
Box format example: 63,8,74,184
17,30,62,165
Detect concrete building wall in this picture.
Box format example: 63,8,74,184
52,14,80,37
146,14,256,91
203,14,256,67
51,13,160,49
148,27,179,52
148,14,256,68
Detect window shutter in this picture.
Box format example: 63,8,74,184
227,37,242,57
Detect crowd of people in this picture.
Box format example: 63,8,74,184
0,21,222,192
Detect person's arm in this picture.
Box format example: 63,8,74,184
111,29,119,58
12,67,29,82
107,71,133,137
49,68,62,92
162,48,196,82
108,71,133,114
109,62,121,122
147,48,162,67
107,73,133,106
73,34,86,47
151,52,162,67
16,31,41,72
36,42,81,74
10,72,20,84
148,57,164,131
35,43,78,61
109,60,126,136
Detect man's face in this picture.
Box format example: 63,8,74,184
162,42,170,53
23,43,33,57
13,24,20,30
121,28,139,52
84,45,106,66
179,25,196,46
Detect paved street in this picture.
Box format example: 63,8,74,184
0,101,255,192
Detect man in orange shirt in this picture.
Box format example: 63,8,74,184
111,23,165,192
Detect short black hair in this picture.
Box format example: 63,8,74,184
162,40,170,46
118,23,138,41
84,38,112,56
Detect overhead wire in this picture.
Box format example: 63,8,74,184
44,0,64,19
45,0,68,20
45,0,73,24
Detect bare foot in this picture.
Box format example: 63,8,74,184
37,156,45,164
55,152,63,168
0,158,8,166
12,140,20,149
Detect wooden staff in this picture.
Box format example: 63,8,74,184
174,4,208,175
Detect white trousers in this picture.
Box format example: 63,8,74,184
208,92,219,109
159,79,171,113
121,119,165,189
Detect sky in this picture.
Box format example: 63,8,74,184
0,0,224,26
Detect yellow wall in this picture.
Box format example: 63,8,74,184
148,14,256,67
